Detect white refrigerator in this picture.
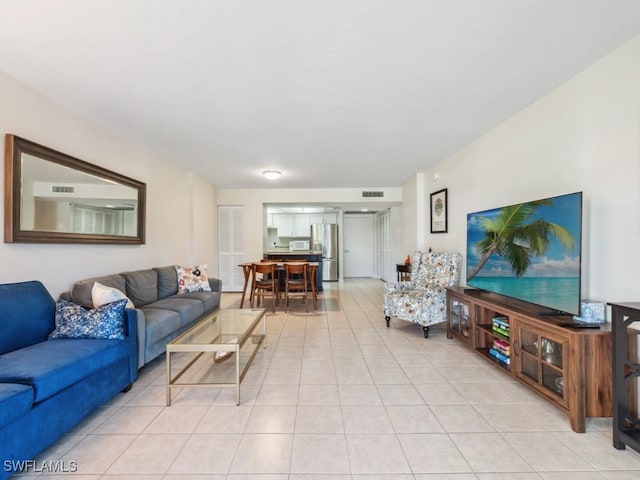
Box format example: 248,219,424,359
310,223,339,281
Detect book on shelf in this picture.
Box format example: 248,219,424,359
492,339,510,356
488,347,510,365
492,325,510,338
492,316,510,330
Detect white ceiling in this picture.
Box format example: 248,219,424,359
0,1,639,189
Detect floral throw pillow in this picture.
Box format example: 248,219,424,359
49,298,127,340
176,264,212,294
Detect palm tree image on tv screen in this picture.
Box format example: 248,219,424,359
466,192,582,315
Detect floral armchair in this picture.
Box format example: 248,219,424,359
384,251,462,338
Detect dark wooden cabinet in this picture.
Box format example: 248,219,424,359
446,286,612,433
609,302,640,453
396,263,411,281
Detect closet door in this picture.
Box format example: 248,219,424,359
218,205,244,292
376,210,391,281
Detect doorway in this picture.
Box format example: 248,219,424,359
343,214,375,277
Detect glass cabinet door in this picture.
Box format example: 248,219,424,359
520,329,538,356
450,298,461,332
449,297,471,338
541,336,564,396
460,303,470,338
516,323,566,400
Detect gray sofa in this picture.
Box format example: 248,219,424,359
62,266,221,368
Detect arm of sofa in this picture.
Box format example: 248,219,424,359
207,277,222,293
124,308,147,369
123,309,140,380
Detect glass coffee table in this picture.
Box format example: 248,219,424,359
166,308,266,406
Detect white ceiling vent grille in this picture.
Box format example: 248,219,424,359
361,191,384,198
51,185,75,193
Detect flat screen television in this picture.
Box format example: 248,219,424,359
466,191,582,316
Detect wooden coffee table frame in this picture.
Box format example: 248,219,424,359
166,308,266,406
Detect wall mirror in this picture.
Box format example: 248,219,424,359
4,134,146,244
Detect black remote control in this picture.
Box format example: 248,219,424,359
559,321,601,329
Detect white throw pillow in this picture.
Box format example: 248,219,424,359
91,281,135,309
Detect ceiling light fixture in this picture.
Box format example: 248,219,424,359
262,170,282,180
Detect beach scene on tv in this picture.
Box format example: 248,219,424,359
466,192,582,315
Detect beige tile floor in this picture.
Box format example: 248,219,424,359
18,278,640,479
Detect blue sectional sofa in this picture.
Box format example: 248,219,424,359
0,281,138,479
63,265,222,368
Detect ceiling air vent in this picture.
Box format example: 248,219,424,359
361,191,383,198
51,185,75,193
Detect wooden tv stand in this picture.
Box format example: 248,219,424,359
446,286,612,433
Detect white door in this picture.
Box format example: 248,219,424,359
376,211,391,281
343,214,375,277
218,205,244,292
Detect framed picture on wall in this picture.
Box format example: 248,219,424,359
430,188,448,233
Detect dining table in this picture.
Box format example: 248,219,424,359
238,261,319,309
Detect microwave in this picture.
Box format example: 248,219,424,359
289,240,310,251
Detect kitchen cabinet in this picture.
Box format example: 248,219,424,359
273,214,290,235
293,214,310,237
274,214,310,237
308,213,323,225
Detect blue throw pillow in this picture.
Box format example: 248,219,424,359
49,298,127,340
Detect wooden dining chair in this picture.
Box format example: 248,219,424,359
261,258,285,290
283,262,309,312
251,262,279,313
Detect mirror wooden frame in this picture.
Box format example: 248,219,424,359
4,134,146,244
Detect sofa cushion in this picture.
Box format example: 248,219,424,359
0,281,55,355
49,299,127,340
70,274,127,309
0,383,34,429
141,308,182,347
0,338,131,403
178,291,221,313
121,269,158,307
146,298,205,327
153,265,179,298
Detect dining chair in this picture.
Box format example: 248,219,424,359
283,262,309,312
261,257,285,290
251,262,279,313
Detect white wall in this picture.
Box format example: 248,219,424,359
401,176,418,255
389,205,404,268
423,34,640,303
0,72,217,298
216,187,402,267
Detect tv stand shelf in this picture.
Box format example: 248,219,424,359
446,286,612,433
